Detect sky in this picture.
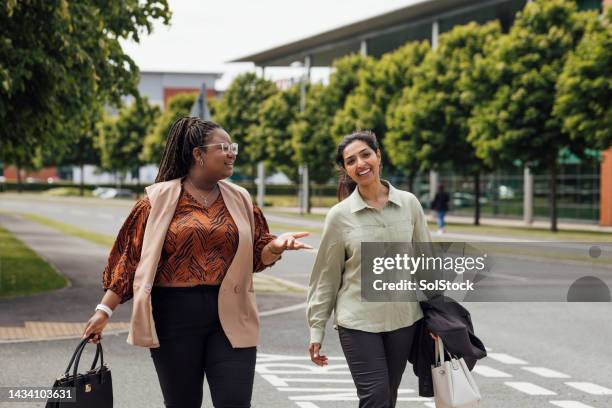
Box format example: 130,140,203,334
120,0,423,89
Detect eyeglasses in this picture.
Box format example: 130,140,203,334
200,142,239,155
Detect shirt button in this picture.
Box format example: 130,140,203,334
234,285,241,294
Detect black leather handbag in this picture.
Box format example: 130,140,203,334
46,334,113,407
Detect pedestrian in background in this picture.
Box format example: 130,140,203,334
306,130,436,408
82,117,312,408
431,184,450,235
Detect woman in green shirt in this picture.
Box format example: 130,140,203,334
307,131,432,408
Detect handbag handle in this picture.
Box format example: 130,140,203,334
435,338,460,370
63,335,104,380
435,337,445,366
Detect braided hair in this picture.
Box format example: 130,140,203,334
155,117,221,183
335,130,381,201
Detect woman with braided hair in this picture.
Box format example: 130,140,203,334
82,117,312,407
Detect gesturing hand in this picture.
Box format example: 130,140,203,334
269,232,313,254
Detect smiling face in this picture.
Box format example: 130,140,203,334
193,128,236,181
341,140,382,188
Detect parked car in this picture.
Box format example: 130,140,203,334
94,187,135,199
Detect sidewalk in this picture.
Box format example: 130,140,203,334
270,206,612,233
0,214,304,342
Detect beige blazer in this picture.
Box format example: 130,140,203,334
126,178,259,348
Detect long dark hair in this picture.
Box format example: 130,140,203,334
335,130,381,201
155,117,221,183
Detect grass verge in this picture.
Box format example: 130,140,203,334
17,213,115,247
0,225,68,297
266,210,611,242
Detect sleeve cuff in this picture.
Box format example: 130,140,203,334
310,327,325,344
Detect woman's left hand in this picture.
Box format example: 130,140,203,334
269,232,313,254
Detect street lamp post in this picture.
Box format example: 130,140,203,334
291,57,311,214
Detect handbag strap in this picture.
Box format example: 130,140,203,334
435,338,445,366
63,335,104,381
63,337,90,375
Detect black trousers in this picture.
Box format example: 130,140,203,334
338,322,419,408
149,285,256,408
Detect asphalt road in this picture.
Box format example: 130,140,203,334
1,195,611,407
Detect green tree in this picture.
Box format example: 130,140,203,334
213,72,277,177
141,92,197,164
97,98,160,186
291,84,339,187
58,108,103,196
554,8,612,151
291,54,371,210
0,1,171,175
387,23,501,224
334,41,430,175
254,85,301,183
467,0,590,231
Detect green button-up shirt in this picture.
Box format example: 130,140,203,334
307,181,432,344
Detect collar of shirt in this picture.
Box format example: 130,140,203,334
349,179,403,213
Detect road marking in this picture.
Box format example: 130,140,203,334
289,394,429,402
505,382,557,395
295,403,320,408
424,403,436,408
564,382,612,395
280,387,366,392
550,401,596,408
487,353,529,365
472,365,512,378
257,353,432,405
522,367,570,378
260,302,307,317
261,375,353,386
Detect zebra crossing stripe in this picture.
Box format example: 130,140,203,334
549,401,595,408
522,367,571,378
487,353,528,365
472,365,512,378
295,403,321,408
505,382,557,395
564,382,612,395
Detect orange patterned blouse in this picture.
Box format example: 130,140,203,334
102,187,277,303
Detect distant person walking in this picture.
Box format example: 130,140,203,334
82,117,312,408
431,184,450,234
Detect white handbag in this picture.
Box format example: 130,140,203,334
431,338,481,408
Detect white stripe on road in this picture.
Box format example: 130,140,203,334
487,353,529,365
522,367,570,378
262,375,353,386
550,401,595,408
295,403,321,408
564,382,612,395
280,387,362,392
505,382,556,395
259,302,307,317
259,370,352,375
472,365,512,378
424,403,436,408
290,394,430,402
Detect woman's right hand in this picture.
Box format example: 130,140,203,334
309,343,328,366
82,311,109,344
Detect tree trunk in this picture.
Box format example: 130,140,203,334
16,161,23,193
474,172,480,226
307,181,312,214
79,162,85,197
407,171,415,193
136,168,141,198
550,161,558,232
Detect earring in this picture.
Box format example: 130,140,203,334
199,159,204,167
